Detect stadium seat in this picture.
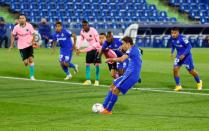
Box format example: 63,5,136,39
2,0,178,30
189,36,197,47
153,36,163,48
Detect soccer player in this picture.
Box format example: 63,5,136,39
100,36,142,114
100,31,128,78
169,27,203,91
52,21,78,80
76,20,101,86
99,32,106,46
9,14,36,80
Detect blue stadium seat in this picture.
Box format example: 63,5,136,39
149,5,157,11
162,35,171,48
136,36,145,47
1,0,178,31
197,36,204,47
153,36,163,48
189,36,197,47
144,36,152,47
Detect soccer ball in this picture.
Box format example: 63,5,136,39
92,103,104,113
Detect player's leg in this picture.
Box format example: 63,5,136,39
94,51,101,86
186,56,202,90
83,51,95,85
68,51,78,74
4,36,9,48
101,86,120,115
118,69,124,76
28,56,35,80
173,66,182,91
103,84,114,108
59,55,71,80
94,63,100,86
20,46,35,80
188,69,202,90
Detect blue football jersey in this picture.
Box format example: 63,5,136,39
124,46,142,77
169,35,192,57
53,29,73,54
102,38,123,57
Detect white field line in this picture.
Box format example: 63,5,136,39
0,76,208,96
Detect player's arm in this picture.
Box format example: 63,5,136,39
98,42,108,57
31,33,36,46
106,54,128,63
77,32,84,49
78,46,95,54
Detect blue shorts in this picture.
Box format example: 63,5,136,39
117,60,129,70
174,55,194,71
113,73,138,95
59,51,73,63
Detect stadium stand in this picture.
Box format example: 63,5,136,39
0,0,177,32
168,0,209,24
1,0,209,48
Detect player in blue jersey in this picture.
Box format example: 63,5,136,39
100,36,142,115
52,21,78,80
100,31,129,78
169,27,202,91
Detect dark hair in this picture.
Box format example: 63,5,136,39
122,36,134,45
99,32,106,36
107,31,113,37
55,21,62,26
19,14,26,18
82,20,88,24
171,27,179,31
32,23,38,29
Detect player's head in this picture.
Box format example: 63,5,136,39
106,31,114,43
82,20,89,32
55,21,62,32
41,18,47,24
121,36,134,51
99,32,106,45
18,14,27,25
171,27,180,39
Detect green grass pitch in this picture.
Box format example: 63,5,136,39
0,48,208,131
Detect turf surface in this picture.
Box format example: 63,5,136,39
0,48,208,130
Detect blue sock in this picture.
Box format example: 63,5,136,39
61,65,69,75
103,91,112,108
86,65,90,80
29,63,34,77
69,63,75,69
194,75,200,83
174,76,180,85
95,65,100,81
107,93,118,112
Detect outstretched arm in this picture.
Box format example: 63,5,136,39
106,54,129,63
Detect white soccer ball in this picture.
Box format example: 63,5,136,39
92,103,104,113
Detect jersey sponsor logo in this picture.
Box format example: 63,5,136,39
182,37,189,44
177,40,180,44
57,37,67,41
175,44,183,47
